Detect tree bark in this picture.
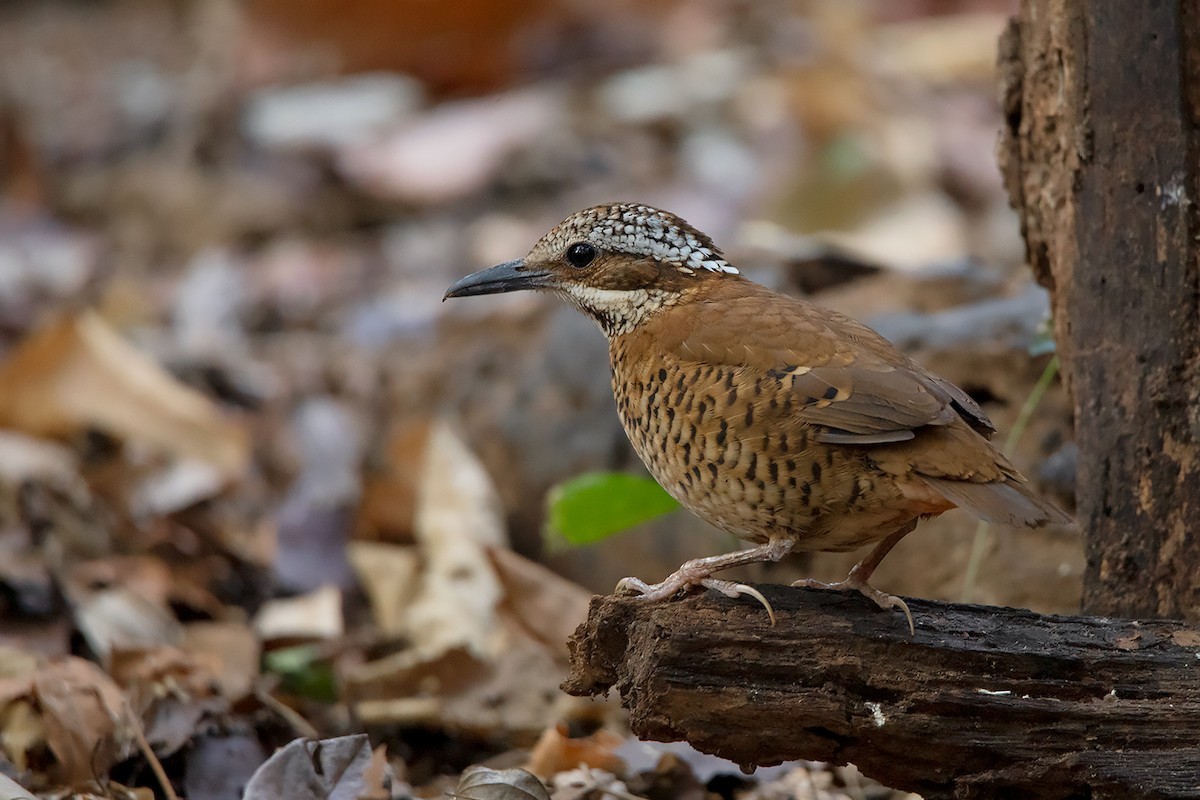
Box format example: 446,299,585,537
564,588,1200,800
998,1,1200,620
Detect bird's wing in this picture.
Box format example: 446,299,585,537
664,285,994,443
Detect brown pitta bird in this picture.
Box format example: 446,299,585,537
445,203,1069,631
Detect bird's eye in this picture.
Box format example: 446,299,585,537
566,242,596,268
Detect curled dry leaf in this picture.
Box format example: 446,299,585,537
108,644,235,756
0,310,248,476
241,734,374,800
346,422,590,739
61,557,183,662
486,547,591,661
525,724,625,779
29,657,135,784
453,766,551,800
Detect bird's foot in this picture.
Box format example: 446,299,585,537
615,571,777,626
699,578,776,626
792,575,914,635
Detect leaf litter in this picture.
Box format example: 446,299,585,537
0,1,1045,797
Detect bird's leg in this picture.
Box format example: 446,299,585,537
792,522,918,634
616,537,794,623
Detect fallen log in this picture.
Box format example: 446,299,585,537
562,586,1200,799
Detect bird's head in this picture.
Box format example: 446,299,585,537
444,203,741,335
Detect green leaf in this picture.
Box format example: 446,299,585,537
264,644,337,702
545,471,680,549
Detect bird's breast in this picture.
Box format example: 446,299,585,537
608,341,914,550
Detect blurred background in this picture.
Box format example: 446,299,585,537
0,0,1078,796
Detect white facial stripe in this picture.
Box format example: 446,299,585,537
557,283,676,335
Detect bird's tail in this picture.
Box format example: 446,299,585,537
921,476,1072,528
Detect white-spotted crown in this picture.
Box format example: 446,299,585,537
551,204,740,276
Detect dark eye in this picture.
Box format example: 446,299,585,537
566,242,596,268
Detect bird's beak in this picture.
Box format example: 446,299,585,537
443,259,549,300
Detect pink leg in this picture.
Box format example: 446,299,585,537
616,537,795,624
792,523,917,634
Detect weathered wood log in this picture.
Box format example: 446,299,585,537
563,587,1200,800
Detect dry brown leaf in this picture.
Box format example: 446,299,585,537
32,657,135,784
487,547,591,660
525,725,625,779
354,418,431,543
181,621,261,701
109,645,228,757
0,311,248,475
360,744,393,800
348,623,574,740
454,766,551,800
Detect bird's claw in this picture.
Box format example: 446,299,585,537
615,574,777,625
614,576,652,597
700,578,776,626
792,577,915,635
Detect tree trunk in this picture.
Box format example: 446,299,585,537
998,0,1200,621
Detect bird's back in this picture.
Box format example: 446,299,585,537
610,276,1066,550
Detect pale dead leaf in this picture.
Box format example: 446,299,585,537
0,773,35,800
242,734,373,800
453,766,550,800
181,621,261,700
62,558,183,662
0,646,39,681
0,429,81,486
0,698,45,772
347,541,420,636
406,420,507,659
550,767,638,800
32,656,134,783
345,424,579,740
254,585,343,642
0,311,248,475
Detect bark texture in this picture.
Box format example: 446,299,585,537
998,1,1200,619
564,589,1200,800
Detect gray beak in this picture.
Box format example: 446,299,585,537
443,259,549,300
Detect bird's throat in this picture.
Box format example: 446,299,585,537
558,284,678,337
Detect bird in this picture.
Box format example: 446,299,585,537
444,203,1070,631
